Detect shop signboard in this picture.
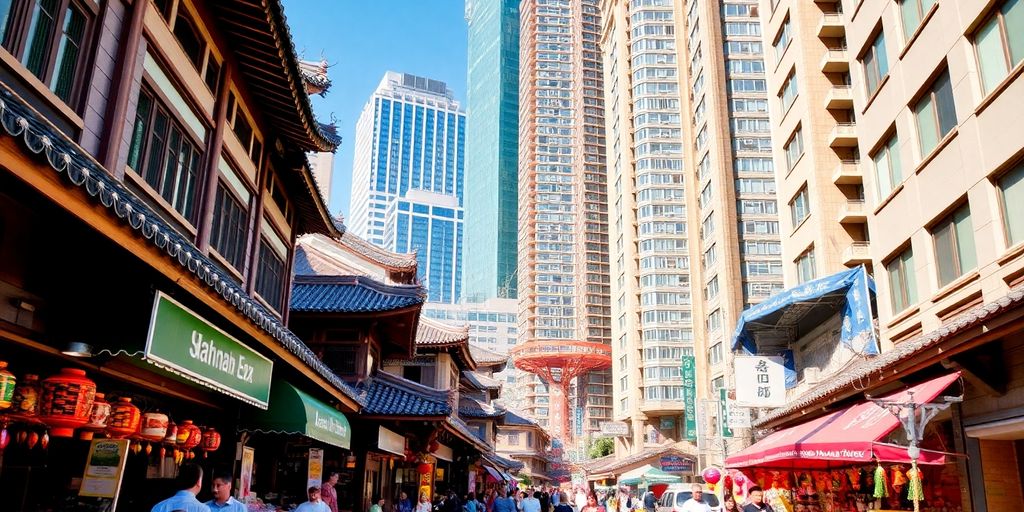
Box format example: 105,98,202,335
307,448,324,489
681,355,697,440
145,292,273,409
659,455,694,473
378,426,406,456
734,355,786,407
599,421,629,437
419,462,435,501
719,388,734,438
239,446,255,499
659,417,675,430
727,404,752,429
79,439,130,500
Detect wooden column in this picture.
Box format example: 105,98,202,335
100,0,147,174
195,66,233,253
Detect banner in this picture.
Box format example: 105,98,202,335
681,355,697,440
735,355,787,407
79,439,130,499
719,388,734,438
239,446,255,499
308,448,324,489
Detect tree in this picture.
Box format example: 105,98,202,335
587,437,614,459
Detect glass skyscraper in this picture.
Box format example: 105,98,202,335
350,72,466,304
463,0,520,302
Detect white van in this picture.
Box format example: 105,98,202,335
655,485,722,512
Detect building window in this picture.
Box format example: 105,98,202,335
913,69,957,156
931,204,977,287
900,0,937,38
796,248,817,283
790,186,809,227
210,183,249,272
998,162,1024,246
886,246,918,313
780,70,798,113
709,342,723,366
862,29,890,95
872,131,903,199
506,432,520,445
126,87,202,223
784,127,804,171
173,12,204,69
204,57,221,93
773,16,791,64
0,0,90,105
255,239,286,312
974,0,1024,94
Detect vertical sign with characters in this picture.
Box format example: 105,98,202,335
734,355,786,407
681,355,697,440
308,448,324,489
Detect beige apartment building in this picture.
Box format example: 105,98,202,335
517,0,613,446
601,0,784,460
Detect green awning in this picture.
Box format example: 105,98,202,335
243,381,351,449
617,465,682,485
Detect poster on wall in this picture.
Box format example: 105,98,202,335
79,439,130,499
308,448,324,489
239,446,255,499
734,355,786,407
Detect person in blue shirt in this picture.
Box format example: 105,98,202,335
493,488,517,512
151,463,211,512
206,468,246,511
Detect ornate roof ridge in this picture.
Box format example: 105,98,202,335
338,231,418,270
293,274,424,298
469,343,508,365
417,316,470,346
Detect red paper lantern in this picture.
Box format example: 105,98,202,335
201,428,221,453
39,368,96,437
702,467,722,485
176,420,202,450
417,462,433,475
106,397,142,439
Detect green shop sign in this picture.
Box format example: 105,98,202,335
681,355,697,441
145,292,273,409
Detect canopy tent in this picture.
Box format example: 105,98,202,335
483,466,505,482
732,266,878,356
725,373,961,469
617,465,683,485
241,381,352,449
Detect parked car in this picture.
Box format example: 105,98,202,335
656,485,721,512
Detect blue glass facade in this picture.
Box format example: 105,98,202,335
463,0,520,302
387,198,464,304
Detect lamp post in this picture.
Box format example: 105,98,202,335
867,391,962,512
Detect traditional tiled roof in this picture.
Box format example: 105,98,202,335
418,317,470,346
754,285,1024,428
583,444,696,475
339,230,418,272
459,397,504,418
482,451,525,472
291,275,425,313
469,344,509,367
462,371,501,390
358,371,452,416
0,85,358,406
446,416,494,451
299,59,332,96
501,410,543,428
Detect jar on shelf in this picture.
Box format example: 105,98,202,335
11,374,40,416
141,411,169,441
38,368,96,437
80,393,112,440
0,361,16,410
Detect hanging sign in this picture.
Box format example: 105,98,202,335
308,448,324,489
599,421,630,436
419,462,435,501
145,292,273,409
239,446,255,499
79,439,130,499
681,355,698,440
727,402,752,429
735,355,786,407
659,455,694,472
719,388,734,438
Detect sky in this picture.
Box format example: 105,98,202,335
283,1,469,221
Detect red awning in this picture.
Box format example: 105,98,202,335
726,372,960,469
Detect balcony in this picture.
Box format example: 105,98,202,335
838,199,867,223
831,159,862,185
817,13,845,38
825,85,854,110
829,122,858,147
820,48,850,73
842,241,871,266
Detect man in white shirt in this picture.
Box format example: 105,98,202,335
522,492,543,512
295,486,331,512
680,485,712,512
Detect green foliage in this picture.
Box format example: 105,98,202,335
587,437,614,459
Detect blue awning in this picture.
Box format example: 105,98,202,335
732,266,878,355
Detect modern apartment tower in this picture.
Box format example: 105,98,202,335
516,0,613,445
464,0,521,302
601,0,784,456
349,72,466,303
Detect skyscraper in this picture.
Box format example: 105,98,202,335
464,0,521,302
349,72,466,303
602,0,783,456
517,0,613,444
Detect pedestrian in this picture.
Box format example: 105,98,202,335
642,490,657,512
553,494,574,512
494,488,518,512
722,495,741,512
680,484,711,512
322,472,340,512
575,489,588,512
465,492,480,512
445,491,462,512
399,492,414,512
151,463,211,512
540,489,551,512
370,496,387,512
294,487,331,512
205,468,245,512
550,488,560,511
617,491,632,512
741,487,774,512
582,494,604,512
416,493,433,512
522,492,542,512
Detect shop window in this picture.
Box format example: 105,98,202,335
0,0,90,105
931,203,976,287
126,86,203,224
210,182,248,272
173,11,203,69
255,239,286,312
974,0,1024,94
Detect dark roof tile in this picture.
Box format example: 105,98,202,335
291,275,424,313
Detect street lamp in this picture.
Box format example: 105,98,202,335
866,390,962,512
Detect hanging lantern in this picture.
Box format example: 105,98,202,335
176,420,202,450
701,467,722,485
0,427,9,450
17,430,27,444
733,473,747,486
164,421,177,444
145,443,153,456
201,428,221,453
41,432,49,450
417,462,433,475
38,368,96,437
140,411,169,441
0,361,16,410
11,374,40,416
27,431,39,449
106,397,141,439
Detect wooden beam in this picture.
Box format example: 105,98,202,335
0,137,359,413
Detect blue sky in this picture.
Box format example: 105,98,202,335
284,1,469,220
